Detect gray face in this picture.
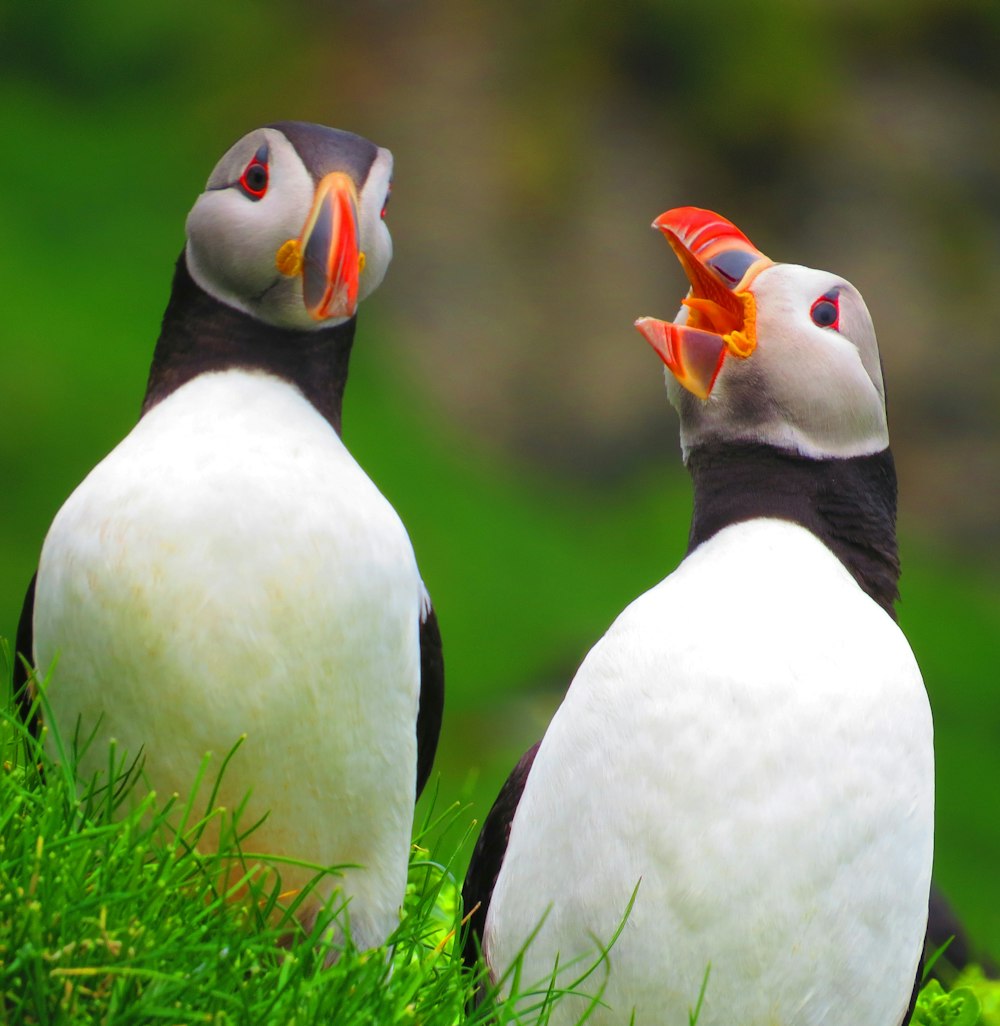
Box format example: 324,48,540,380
184,123,394,330
668,263,890,461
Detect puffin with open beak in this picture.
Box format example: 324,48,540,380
463,207,933,1025
14,122,444,951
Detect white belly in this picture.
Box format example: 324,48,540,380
33,369,422,948
485,520,933,1026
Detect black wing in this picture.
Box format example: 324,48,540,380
461,740,541,970
12,572,41,738
924,883,998,983
415,599,445,800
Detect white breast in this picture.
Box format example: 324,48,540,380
485,519,933,1026
33,369,423,947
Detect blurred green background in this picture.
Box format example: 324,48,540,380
1,0,997,959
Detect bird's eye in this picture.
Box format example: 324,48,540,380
238,144,270,201
380,180,392,220
810,292,840,329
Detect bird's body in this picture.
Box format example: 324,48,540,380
34,368,421,944
465,207,932,1024
18,122,443,949
484,518,931,1026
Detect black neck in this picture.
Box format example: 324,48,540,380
686,442,900,618
141,256,355,436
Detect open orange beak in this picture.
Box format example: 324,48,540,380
634,207,773,399
276,171,362,321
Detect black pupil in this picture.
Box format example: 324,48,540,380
245,164,267,192
812,300,837,327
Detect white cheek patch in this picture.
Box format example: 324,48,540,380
186,192,278,301
185,131,320,323
837,289,885,402
357,148,394,302
760,272,890,456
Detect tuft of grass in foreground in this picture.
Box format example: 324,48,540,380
913,963,1000,1026
0,649,607,1026
0,719,472,1025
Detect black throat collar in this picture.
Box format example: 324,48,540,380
686,442,901,618
142,255,355,436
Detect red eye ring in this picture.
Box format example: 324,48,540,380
380,180,392,220
810,291,840,330
238,144,269,201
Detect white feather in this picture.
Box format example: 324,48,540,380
485,519,933,1026
33,369,423,948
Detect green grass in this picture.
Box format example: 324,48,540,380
0,648,626,1026
0,721,468,1024
914,967,1000,1026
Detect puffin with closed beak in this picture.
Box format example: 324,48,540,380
463,207,933,1025
14,121,444,950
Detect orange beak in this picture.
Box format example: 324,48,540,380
288,171,362,321
634,207,773,399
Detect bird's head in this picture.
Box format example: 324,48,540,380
184,121,393,330
635,207,888,460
